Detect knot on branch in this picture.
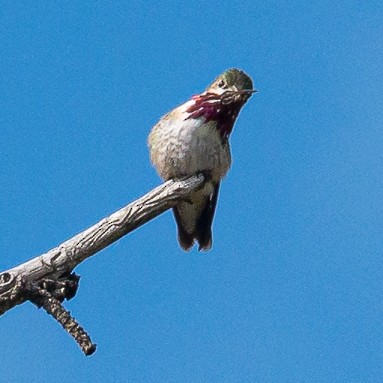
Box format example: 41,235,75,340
0,272,12,285
26,273,80,305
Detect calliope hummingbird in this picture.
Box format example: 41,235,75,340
148,68,255,251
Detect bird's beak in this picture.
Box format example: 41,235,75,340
238,89,257,102
241,89,257,94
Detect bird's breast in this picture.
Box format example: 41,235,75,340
148,113,231,181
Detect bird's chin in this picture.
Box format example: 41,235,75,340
241,92,253,103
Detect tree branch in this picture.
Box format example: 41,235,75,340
0,174,205,355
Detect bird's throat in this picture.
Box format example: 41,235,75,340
185,93,243,139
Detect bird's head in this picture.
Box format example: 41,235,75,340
186,68,256,139
204,68,255,104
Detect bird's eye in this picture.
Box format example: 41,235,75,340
218,80,225,88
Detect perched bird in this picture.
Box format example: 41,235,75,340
148,68,254,251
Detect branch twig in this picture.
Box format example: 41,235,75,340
27,274,96,356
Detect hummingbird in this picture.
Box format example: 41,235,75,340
148,68,254,251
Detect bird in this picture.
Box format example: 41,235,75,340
148,68,255,251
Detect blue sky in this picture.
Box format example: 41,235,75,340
0,1,382,382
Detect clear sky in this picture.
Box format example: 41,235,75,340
0,1,382,382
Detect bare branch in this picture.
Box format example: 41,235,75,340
0,174,205,353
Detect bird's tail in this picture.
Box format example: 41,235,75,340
172,183,220,251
